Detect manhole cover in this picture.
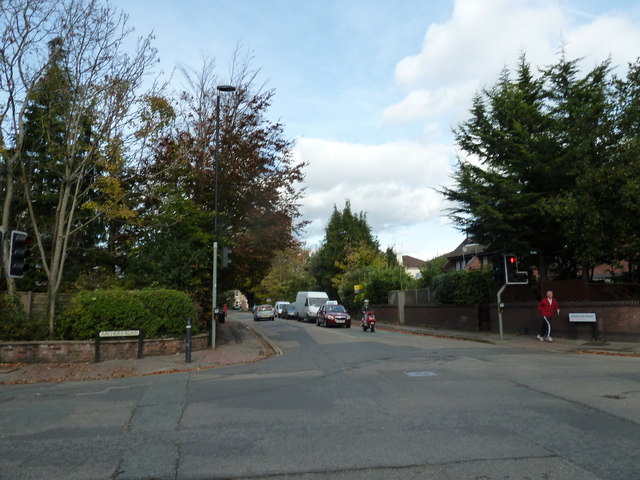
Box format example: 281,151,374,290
405,371,439,377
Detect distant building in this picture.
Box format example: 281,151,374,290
399,255,426,279
442,239,491,272
232,290,248,310
441,239,630,282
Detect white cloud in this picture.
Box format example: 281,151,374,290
394,0,566,90
382,81,478,126
293,137,457,251
387,0,640,127
565,14,640,69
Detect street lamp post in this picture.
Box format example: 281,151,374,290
212,84,236,349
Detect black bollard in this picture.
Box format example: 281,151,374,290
185,317,192,363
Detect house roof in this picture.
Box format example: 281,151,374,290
445,239,488,259
401,255,425,268
441,239,491,272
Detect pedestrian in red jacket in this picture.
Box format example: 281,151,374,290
537,290,560,342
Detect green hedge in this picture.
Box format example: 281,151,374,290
432,270,493,304
0,294,49,341
58,289,197,340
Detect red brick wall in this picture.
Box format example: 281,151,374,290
377,302,640,341
0,334,210,363
490,301,640,340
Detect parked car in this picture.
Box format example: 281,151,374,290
275,301,290,318
284,303,297,319
316,301,351,328
253,304,275,321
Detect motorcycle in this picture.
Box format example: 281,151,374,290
361,309,376,332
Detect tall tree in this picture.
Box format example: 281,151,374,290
4,0,157,333
608,59,640,280
541,55,617,278
309,200,380,298
0,0,62,295
441,52,635,281
443,54,562,278
127,55,306,322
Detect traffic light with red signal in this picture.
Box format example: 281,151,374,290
503,253,528,284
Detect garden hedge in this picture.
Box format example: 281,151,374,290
57,289,197,340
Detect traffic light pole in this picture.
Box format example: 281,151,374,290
211,84,236,350
212,241,218,349
497,282,506,341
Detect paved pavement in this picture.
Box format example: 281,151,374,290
1,316,638,385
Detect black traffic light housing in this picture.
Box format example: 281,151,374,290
9,230,32,278
503,253,528,285
221,247,232,268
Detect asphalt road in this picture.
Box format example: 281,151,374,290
1,311,639,480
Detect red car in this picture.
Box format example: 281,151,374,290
316,302,351,328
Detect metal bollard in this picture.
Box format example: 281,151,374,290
185,317,192,363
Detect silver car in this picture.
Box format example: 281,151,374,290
253,304,275,321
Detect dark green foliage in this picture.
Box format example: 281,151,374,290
432,270,493,304
57,289,196,340
441,53,640,281
0,295,49,341
366,267,414,305
132,289,197,337
337,265,414,312
418,255,448,288
309,201,380,297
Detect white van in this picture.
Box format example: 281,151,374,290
294,291,329,323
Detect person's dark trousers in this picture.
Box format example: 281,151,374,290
539,316,551,337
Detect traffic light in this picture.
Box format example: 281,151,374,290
503,253,528,285
492,253,505,285
9,230,32,278
221,247,232,268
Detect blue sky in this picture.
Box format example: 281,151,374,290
112,0,640,261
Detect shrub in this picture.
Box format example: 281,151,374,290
432,270,493,304
132,289,197,336
57,289,196,340
0,294,49,341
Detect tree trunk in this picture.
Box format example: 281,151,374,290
2,153,17,296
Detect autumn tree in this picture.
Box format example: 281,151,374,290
127,55,306,322
253,245,314,305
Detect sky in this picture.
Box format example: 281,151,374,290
111,0,640,261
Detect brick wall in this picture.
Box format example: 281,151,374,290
0,334,210,363
376,301,640,341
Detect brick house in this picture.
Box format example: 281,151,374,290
442,239,492,272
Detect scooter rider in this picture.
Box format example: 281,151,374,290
361,299,372,322
362,299,371,317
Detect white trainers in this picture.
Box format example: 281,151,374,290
537,335,544,342
546,337,553,342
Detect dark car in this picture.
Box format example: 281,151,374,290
316,302,351,328
284,303,297,319
253,304,275,321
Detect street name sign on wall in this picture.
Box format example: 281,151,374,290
98,330,141,337
569,313,597,323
